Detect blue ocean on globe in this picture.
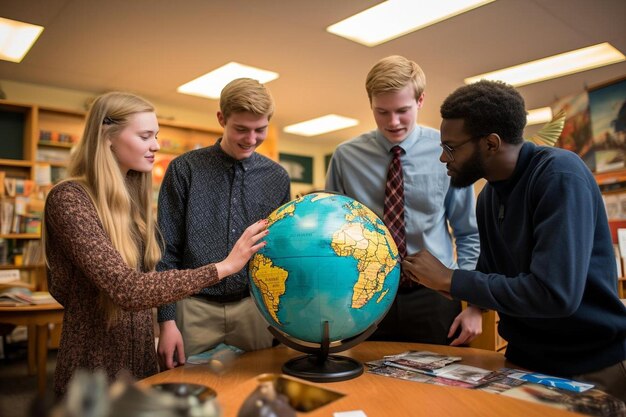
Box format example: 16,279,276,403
249,192,400,343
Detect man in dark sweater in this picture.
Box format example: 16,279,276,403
402,80,626,401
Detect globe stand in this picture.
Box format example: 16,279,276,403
268,321,377,383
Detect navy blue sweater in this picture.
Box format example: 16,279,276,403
453,142,626,376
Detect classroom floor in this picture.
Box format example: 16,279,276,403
0,340,57,417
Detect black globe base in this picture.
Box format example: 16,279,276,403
268,321,378,383
282,354,363,382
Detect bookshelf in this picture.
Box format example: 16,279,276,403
594,167,626,299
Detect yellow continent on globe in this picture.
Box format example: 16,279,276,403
253,195,397,327
331,201,398,309
249,254,288,324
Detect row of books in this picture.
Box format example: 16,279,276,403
0,197,43,235
39,129,79,144
1,172,36,198
0,240,43,267
0,286,56,306
603,192,626,220
366,350,625,417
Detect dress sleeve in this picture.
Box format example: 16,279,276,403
45,182,218,311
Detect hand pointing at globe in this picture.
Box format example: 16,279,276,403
215,220,269,279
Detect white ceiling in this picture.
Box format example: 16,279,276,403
0,0,625,147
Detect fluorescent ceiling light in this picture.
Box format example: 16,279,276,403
327,0,495,47
284,114,359,137
177,62,278,99
526,107,552,126
0,17,44,63
465,43,625,87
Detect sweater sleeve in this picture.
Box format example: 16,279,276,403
451,170,595,317
45,182,219,311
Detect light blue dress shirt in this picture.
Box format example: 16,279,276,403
325,125,479,270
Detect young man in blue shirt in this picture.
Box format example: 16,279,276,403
326,55,482,345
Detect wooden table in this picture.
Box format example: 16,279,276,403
140,341,584,417
0,303,63,395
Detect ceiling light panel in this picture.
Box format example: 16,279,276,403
465,43,625,87
284,114,359,137
327,0,495,47
0,17,44,63
177,62,279,99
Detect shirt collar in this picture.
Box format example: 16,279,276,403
374,125,420,153
213,138,257,171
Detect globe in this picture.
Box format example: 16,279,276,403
249,192,400,369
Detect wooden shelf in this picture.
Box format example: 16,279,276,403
38,141,75,149
0,264,44,270
0,159,34,168
0,234,41,240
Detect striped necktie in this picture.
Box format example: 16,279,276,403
384,145,407,259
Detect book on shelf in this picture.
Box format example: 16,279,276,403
618,228,626,259
34,164,52,186
36,147,71,164
0,196,44,235
3,177,35,198
0,269,20,284
0,287,56,306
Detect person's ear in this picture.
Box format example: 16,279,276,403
217,111,226,128
484,133,501,153
416,93,425,110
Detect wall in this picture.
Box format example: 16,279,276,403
0,79,341,199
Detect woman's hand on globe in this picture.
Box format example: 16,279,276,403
215,219,269,279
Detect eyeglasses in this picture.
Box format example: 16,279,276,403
439,135,483,161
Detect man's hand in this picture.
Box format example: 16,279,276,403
448,305,483,346
401,250,454,293
157,320,186,370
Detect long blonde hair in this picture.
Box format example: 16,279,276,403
47,92,162,325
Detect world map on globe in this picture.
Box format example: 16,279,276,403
249,192,400,344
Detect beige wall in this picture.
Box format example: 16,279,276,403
1,79,343,200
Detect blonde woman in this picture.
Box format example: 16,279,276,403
44,92,268,397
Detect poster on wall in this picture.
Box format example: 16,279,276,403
588,77,626,173
551,91,595,171
279,153,313,184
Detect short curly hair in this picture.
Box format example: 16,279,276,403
440,80,526,144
